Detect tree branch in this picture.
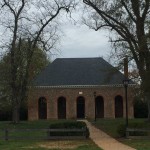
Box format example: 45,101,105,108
3,0,16,16
33,6,68,48
121,0,136,23
131,0,140,19
142,0,150,20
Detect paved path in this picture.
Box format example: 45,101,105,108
83,120,136,150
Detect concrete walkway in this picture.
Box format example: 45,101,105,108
83,120,136,150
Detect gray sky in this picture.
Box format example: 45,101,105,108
59,24,111,59
55,22,112,60
0,1,112,61
52,6,112,60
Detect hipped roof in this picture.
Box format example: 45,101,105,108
33,57,131,86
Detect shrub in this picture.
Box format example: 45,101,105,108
49,121,89,138
128,123,148,136
20,105,28,120
0,110,11,121
0,101,27,121
50,121,86,129
134,98,148,118
117,123,148,137
117,124,126,137
129,122,145,128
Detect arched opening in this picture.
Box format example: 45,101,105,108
77,96,85,118
57,97,66,119
115,95,123,118
38,97,47,119
95,96,104,118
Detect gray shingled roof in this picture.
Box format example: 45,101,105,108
33,57,128,86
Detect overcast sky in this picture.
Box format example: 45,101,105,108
59,24,111,58
51,8,112,61
54,23,112,61
0,1,112,61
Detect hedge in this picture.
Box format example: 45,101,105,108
49,121,89,138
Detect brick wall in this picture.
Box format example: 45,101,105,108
28,86,135,120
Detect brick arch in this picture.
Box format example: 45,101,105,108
76,96,85,119
95,96,104,118
38,97,47,119
115,95,123,118
57,96,66,119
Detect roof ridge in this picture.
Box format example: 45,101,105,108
55,57,103,60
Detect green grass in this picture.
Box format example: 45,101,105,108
0,120,90,139
92,118,125,137
91,118,150,150
92,118,150,137
0,120,68,140
0,120,102,150
121,139,150,150
0,120,72,129
0,139,102,150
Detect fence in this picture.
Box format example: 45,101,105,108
126,128,150,139
0,128,88,141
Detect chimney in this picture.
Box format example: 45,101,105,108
124,57,128,78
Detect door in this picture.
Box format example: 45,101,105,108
77,96,85,118
95,96,104,118
38,97,47,119
115,95,123,118
57,97,66,119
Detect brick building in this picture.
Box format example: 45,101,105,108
28,57,135,120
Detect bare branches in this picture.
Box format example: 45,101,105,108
83,1,150,114
33,4,68,48
142,0,150,20
83,0,139,52
121,0,136,23
131,0,140,19
3,0,16,16
0,0,76,123
83,0,150,61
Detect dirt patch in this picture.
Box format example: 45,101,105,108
23,140,89,150
38,140,88,149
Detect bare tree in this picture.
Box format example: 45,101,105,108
0,0,76,123
82,0,150,120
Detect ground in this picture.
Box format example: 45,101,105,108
0,120,101,150
0,119,149,150
92,118,150,150
0,140,101,150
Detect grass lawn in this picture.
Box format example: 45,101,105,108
0,120,70,129
91,118,150,150
121,139,150,150
0,139,102,150
0,120,102,150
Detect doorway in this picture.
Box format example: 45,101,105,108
38,97,47,119
77,96,85,118
115,95,123,118
57,97,66,119
95,96,104,118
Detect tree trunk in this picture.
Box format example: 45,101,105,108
12,97,20,123
12,105,20,123
145,93,150,121
148,100,150,121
